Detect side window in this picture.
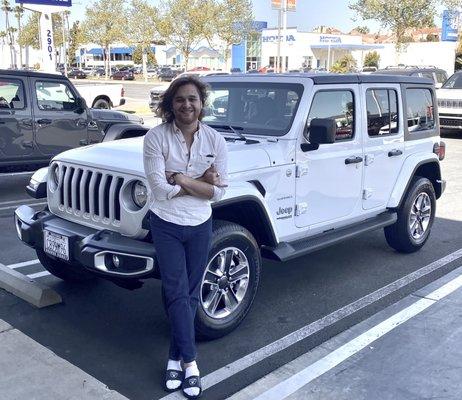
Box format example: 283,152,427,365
0,78,25,109
406,88,435,132
35,81,76,111
366,89,399,136
306,90,355,141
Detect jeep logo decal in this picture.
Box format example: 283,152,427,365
276,206,293,220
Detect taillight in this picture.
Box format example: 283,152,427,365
121,87,125,97
433,141,445,161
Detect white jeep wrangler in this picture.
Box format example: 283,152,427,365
15,74,446,339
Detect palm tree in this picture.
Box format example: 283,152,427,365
14,5,23,67
1,0,16,67
0,30,7,45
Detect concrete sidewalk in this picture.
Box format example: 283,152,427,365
231,266,462,400
0,319,127,400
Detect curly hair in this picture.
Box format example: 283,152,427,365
157,76,209,123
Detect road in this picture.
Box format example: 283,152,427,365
0,134,461,399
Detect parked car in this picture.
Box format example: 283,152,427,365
373,66,448,88
437,71,462,133
67,69,87,79
157,67,181,82
0,69,146,172
15,73,445,339
111,70,135,80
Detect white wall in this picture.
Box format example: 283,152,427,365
375,42,457,75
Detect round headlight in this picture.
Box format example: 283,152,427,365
131,181,147,208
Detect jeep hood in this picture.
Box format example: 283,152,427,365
436,88,462,100
53,136,273,176
89,108,143,124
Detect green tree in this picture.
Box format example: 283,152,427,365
67,21,85,66
353,25,370,34
82,0,128,77
204,0,254,68
330,54,357,73
158,0,211,69
349,0,437,51
364,50,380,67
0,30,6,45
126,0,159,79
18,12,65,49
132,44,157,65
13,5,24,67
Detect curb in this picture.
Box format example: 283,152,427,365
0,263,62,308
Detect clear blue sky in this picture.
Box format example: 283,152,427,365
1,0,446,34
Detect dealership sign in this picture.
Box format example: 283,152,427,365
15,0,71,6
262,34,296,43
319,36,342,44
442,10,459,41
271,0,296,11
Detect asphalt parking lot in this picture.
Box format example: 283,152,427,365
0,117,461,400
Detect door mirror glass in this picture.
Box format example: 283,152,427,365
75,97,87,113
301,118,336,151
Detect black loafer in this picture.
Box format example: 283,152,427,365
182,375,202,399
164,369,183,392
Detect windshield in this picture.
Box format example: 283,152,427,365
202,82,304,136
442,73,462,88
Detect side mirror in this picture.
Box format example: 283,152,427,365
74,97,87,114
301,118,336,152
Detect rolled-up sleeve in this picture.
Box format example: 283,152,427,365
143,130,181,201
210,133,228,202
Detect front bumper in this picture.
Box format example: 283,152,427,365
14,205,159,281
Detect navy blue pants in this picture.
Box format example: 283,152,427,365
149,212,212,363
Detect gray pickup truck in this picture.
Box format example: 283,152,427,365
0,69,148,172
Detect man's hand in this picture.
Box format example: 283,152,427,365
201,165,227,187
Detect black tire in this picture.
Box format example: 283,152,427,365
92,98,111,109
384,177,436,253
194,220,261,340
36,249,95,282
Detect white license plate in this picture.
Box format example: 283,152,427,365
44,230,69,261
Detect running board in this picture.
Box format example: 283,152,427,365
261,211,397,262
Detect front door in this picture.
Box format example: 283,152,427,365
0,76,34,161
362,84,405,210
30,77,89,157
295,85,363,228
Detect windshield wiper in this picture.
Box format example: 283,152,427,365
209,124,259,144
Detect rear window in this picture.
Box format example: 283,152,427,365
406,88,435,132
203,82,304,136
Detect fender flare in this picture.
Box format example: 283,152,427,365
387,155,442,209
103,123,149,142
212,184,278,248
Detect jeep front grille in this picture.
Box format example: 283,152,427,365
57,164,124,225
438,99,462,108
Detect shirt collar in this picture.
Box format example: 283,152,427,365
172,121,201,137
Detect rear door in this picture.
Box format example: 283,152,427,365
361,84,404,210
0,75,34,162
30,77,89,157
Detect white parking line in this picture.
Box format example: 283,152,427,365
6,259,40,269
27,271,51,279
253,273,462,400
160,248,462,399
0,201,46,212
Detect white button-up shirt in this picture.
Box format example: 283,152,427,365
143,121,228,226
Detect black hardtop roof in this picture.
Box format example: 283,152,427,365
0,69,67,80
205,73,434,86
374,67,446,75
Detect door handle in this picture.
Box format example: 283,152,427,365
22,141,34,148
36,118,52,125
79,139,89,146
345,156,363,165
388,149,403,157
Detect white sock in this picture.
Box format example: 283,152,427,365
166,359,182,390
184,362,200,397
